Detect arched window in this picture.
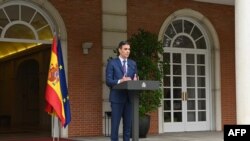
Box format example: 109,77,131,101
163,19,207,49
0,2,54,58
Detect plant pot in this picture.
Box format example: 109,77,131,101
139,115,150,138
130,114,150,138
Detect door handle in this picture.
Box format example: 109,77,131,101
185,92,188,101
181,92,185,101
182,92,188,101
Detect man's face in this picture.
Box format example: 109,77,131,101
119,44,130,59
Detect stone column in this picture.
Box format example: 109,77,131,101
102,0,128,135
235,0,250,124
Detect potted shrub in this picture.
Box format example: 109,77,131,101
128,29,167,138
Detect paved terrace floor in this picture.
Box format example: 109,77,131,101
71,131,223,141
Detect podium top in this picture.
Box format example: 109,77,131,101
113,80,160,90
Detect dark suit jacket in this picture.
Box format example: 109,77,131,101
106,57,137,103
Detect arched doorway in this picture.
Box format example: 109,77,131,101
162,17,211,132
158,9,221,132
0,0,67,138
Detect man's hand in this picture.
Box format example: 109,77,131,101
133,74,139,80
120,76,132,83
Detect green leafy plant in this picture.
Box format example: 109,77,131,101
128,29,168,117
110,29,168,117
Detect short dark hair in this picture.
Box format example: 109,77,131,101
118,40,130,49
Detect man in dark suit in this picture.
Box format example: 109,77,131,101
106,41,138,141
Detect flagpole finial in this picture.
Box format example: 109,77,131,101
53,32,57,38
58,28,61,39
52,28,57,36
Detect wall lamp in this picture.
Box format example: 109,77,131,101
82,42,93,54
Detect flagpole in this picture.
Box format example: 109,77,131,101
52,116,60,141
58,119,60,141
52,116,55,141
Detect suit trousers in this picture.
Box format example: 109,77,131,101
110,101,132,141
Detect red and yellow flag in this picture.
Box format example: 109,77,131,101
45,36,69,126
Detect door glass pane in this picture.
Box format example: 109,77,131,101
173,77,181,86
163,53,170,75
187,88,195,98
164,100,171,110
198,88,206,98
173,100,182,110
197,54,205,64
163,53,170,62
186,65,195,75
164,112,171,122
197,66,205,75
164,76,170,86
173,53,181,63
173,88,182,98
174,112,182,122
198,111,206,121
165,65,171,75
187,100,195,110
197,77,205,87
186,54,194,64
187,112,196,122
187,77,195,87
164,88,171,98
173,65,181,75
198,100,206,110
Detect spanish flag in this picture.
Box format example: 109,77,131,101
45,35,71,127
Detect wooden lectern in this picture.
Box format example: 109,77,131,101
113,80,160,141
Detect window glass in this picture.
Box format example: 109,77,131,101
5,24,34,39
163,19,206,50
196,37,207,49
165,24,176,38
184,20,194,34
191,26,202,40
0,4,53,40
172,20,182,33
0,9,9,27
5,5,19,21
173,36,194,48
21,5,36,23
